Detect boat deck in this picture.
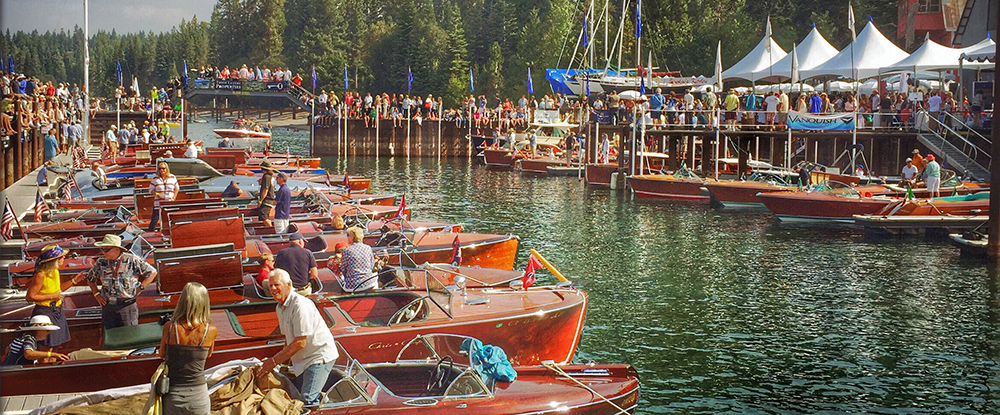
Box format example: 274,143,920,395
2,393,85,414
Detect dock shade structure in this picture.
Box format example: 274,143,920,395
882,37,996,73
800,20,908,80
721,35,787,82
961,40,998,63
760,26,839,82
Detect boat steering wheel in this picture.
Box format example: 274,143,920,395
389,297,425,325
426,355,454,394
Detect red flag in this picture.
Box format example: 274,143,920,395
63,178,77,201
34,189,49,222
394,194,407,220
450,235,462,266
521,256,542,290
0,199,14,240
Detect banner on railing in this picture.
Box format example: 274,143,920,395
786,111,856,131
215,79,243,90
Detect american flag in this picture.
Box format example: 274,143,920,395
1,199,15,241
34,188,49,222
63,177,77,201
73,146,89,169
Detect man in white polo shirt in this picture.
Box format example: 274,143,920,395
256,269,338,407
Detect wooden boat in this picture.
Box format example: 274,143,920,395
757,182,897,222
702,170,801,208
213,128,272,139
20,334,639,415
517,156,569,174
871,192,989,217
950,231,987,258
483,148,524,167
0,278,589,396
628,168,713,201
584,163,620,187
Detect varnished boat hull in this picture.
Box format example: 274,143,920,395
628,175,708,201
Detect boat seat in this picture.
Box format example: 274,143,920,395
103,322,163,350
303,236,328,253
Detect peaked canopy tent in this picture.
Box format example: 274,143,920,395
760,26,839,82
961,41,998,63
800,20,909,80
882,37,995,73
721,35,788,83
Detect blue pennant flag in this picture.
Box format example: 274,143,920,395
407,67,413,92
470,68,475,93
182,61,188,86
582,12,589,48
343,66,349,91
635,0,642,39
116,61,122,84
312,65,317,92
0,52,4,73
640,75,645,95
527,67,534,95
585,76,590,96
8,55,13,74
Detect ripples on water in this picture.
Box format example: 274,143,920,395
195,124,1000,413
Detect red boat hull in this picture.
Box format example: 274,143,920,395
483,149,521,167
628,175,709,201
702,181,796,207
585,164,618,187
518,158,568,174
758,192,896,222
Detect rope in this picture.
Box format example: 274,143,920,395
541,361,632,415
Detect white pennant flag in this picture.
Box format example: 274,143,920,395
848,2,856,41
790,43,799,87
715,41,723,92
765,16,773,54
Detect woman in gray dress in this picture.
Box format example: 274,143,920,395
158,282,218,415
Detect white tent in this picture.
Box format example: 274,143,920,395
721,36,787,82
753,83,814,94
762,26,839,81
961,40,997,63
882,37,994,73
800,20,909,79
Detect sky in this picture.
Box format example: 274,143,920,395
1,0,214,35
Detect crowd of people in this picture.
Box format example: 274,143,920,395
1,72,90,146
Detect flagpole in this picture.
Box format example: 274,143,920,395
375,104,380,159
437,99,442,160
83,0,90,146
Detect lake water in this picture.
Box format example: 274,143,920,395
192,121,1000,414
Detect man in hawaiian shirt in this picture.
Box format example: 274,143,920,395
84,234,157,330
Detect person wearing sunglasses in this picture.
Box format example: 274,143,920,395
85,234,158,330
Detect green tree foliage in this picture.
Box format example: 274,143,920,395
3,0,914,99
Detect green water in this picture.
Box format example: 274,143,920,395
196,122,1000,413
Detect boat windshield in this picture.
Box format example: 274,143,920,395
320,343,380,409
425,271,453,318
813,180,861,198
672,166,702,180
747,171,791,186
395,334,494,399
941,169,960,187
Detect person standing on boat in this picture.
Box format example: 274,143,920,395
256,269,339,408
147,161,179,232
274,173,291,234
529,129,538,158
85,234,158,330
258,161,277,229
158,282,218,415
901,158,919,186
924,154,941,199
25,245,79,352
339,226,381,293
599,134,610,164
274,232,318,296
911,149,925,172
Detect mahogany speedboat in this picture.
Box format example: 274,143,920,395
483,148,524,167
757,181,898,222
702,170,801,208
852,193,990,232
629,168,713,201
213,128,272,140
0,275,588,396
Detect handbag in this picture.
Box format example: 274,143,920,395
156,373,170,395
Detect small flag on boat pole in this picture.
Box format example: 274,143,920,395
521,256,542,290
394,194,407,220
34,188,49,222
64,178,77,201
451,235,462,266
1,198,15,240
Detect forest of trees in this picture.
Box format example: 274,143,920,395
0,0,896,106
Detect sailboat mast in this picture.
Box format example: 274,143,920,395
589,0,596,69
604,0,609,65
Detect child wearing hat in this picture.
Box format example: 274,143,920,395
2,315,70,366
25,244,80,350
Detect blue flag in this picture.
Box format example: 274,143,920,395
8,56,13,74
635,0,642,39
343,66,349,91
116,61,122,84
582,12,589,48
585,75,590,96
527,67,534,94
407,67,413,92
312,65,317,92
0,52,4,73
470,68,474,93
640,75,645,95
182,61,188,86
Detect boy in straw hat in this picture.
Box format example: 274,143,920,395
2,315,70,366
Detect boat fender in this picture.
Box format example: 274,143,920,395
863,192,872,197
